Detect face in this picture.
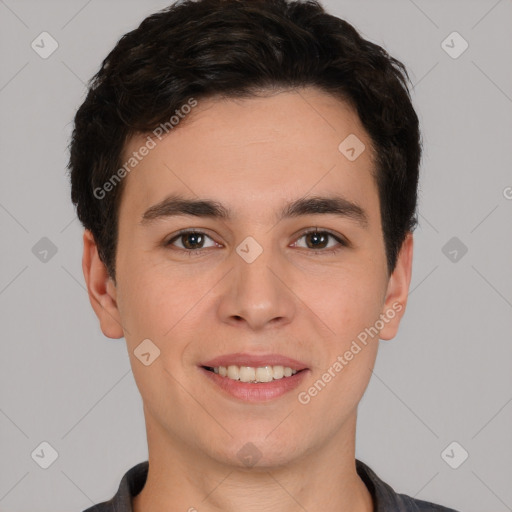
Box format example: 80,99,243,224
84,87,413,469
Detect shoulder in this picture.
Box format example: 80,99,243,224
82,501,115,512
397,492,461,511
356,459,462,512
81,461,149,512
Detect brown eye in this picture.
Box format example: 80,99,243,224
293,229,347,254
166,230,217,251
304,231,329,249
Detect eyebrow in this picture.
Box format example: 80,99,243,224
140,193,368,228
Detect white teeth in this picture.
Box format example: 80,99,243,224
227,365,239,380
255,366,273,382
210,365,299,383
273,365,284,380
239,366,255,383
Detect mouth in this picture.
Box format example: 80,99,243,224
198,354,310,402
201,364,307,383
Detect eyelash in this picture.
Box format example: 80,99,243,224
164,228,348,256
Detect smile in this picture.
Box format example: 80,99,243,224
199,365,309,402
203,364,299,383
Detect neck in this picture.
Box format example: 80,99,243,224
132,413,374,512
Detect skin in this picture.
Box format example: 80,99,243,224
83,87,413,512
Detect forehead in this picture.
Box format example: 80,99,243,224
118,88,379,224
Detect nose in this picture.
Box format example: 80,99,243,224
216,240,296,332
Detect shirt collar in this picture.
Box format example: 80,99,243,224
98,459,444,512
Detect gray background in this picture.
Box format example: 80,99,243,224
0,0,511,511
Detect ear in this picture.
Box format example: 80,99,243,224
82,229,124,339
379,232,414,341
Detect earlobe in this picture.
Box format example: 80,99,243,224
379,232,414,341
82,230,124,339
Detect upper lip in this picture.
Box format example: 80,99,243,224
200,353,309,371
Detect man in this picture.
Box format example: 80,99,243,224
68,0,460,510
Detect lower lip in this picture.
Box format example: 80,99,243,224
199,366,309,402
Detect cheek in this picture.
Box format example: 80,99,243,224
305,267,386,340
296,275,383,424
117,269,193,407
117,260,217,369
116,260,178,343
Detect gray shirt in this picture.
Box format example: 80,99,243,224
82,459,460,511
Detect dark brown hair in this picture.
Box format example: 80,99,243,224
68,0,421,281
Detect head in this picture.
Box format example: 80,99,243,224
69,0,420,469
